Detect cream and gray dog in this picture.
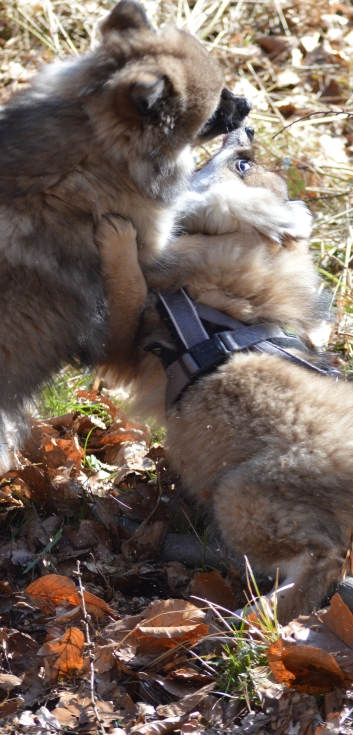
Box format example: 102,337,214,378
99,127,353,624
0,0,251,469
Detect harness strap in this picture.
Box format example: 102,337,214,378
254,340,329,375
147,289,333,413
158,291,208,349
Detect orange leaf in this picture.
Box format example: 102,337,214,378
38,627,84,681
26,575,80,614
266,639,296,685
319,593,353,648
267,639,345,694
83,590,114,621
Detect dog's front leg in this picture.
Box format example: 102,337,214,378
95,215,148,386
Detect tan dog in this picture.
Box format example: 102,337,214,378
98,128,353,624
0,0,250,469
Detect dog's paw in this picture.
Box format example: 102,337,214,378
231,189,312,243
282,200,312,240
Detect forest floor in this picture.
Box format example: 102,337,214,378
0,0,353,733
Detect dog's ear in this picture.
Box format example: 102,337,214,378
130,74,168,116
100,0,151,35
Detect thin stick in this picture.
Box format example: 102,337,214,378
272,109,352,139
74,561,106,735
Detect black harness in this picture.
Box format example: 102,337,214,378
145,288,337,412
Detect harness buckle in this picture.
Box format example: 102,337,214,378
181,334,230,377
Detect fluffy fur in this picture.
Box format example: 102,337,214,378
0,0,250,469
98,128,353,624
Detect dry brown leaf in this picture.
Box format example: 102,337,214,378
14,464,82,516
23,515,61,549
91,423,147,448
23,421,83,471
138,672,199,698
122,520,168,562
63,518,112,551
267,639,345,694
168,666,214,685
144,599,206,627
102,599,208,667
93,644,117,674
84,589,114,621
131,715,191,735
75,389,120,419
189,571,237,611
26,572,113,622
26,574,80,613
0,697,25,721
320,593,353,647
165,562,192,592
156,682,215,718
267,594,353,693
3,631,39,676
0,673,22,690
38,627,84,681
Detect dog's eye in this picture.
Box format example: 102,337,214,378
236,160,252,174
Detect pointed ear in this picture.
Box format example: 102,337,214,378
130,75,167,116
100,0,151,35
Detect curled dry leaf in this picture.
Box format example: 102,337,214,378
38,627,84,682
267,640,345,694
267,594,353,693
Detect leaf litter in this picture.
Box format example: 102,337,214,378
0,0,353,732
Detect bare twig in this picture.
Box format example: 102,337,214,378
74,561,106,735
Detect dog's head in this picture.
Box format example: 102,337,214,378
86,0,250,152
178,126,312,242
170,127,321,332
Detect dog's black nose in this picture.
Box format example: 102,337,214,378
245,126,255,141
235,98,251,116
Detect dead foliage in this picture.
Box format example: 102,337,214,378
0,387,352,733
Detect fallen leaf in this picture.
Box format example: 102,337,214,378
268,595,353,693
26,574,80,613
189,571,237,611
38,627,84,682
0,673,22,690
0,697,24,721
267,639,345,694
156,682,215,717
122,520,168,562
131,714,191,735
